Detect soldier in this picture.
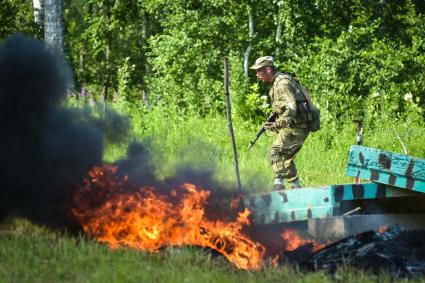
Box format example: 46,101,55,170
251,56,309,190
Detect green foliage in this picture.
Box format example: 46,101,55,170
117,57,136,99
233,82,270,121
0,0,41,39
65,0,151,103
228,54,267,121
145,1,246,115
3,0,424,123
289,3,425,123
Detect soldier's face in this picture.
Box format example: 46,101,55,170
255,66,273,83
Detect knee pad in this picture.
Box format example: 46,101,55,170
269,148,283,164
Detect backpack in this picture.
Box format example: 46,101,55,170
287,73,321,132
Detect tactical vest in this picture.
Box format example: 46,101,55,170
271,72,320,132
270,73,308,127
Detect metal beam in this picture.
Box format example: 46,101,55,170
346,145,425,192
243,183,421,225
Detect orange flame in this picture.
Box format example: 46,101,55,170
280,229,326,252
70,165,265,270
378,226,389,233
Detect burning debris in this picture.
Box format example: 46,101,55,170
68,164,330,270
47,159,425,276
302,225,425,278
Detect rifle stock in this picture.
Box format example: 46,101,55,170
247,112,277,150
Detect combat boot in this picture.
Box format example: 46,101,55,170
273,178,284,191
289,178,302,189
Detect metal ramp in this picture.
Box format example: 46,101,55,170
243,146,425,240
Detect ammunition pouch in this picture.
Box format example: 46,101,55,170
297,101,312,122
296,101,320,132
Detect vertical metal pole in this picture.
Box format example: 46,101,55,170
356,121,363,146
224,58,242,193
353,119,363,184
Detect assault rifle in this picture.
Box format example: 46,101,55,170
247,112,278,150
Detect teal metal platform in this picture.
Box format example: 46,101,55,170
243,146,425,226
346,145,425,193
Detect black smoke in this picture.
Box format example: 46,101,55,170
0,34,104,228
0,34,240,231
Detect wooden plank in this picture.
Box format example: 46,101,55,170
346,145,425,192
308,213,425,241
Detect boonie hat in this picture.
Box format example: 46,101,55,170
250,56,275,70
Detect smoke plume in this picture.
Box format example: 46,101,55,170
0,34,104,228
0,34,232,230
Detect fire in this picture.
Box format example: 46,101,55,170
378,226,389,233
280,229,326,252
70,165,328,269
70,165,265,270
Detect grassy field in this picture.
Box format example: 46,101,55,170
105,107,425,193
0,219,410,283
2,107,425,282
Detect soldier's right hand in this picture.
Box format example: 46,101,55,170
264,122,278,132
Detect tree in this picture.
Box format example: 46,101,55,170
44,0,64,52
243,4,254,78
32,0,43,24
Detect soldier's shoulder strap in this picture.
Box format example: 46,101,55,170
273,72,292,86
277,72,309,103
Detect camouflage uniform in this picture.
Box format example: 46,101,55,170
268,73,309,184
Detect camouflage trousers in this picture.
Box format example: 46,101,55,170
269,127,309,183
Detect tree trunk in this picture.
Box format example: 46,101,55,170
44,0,64,52
275,5,283,58
141,9,150,105
33,0,43,24
141,9,150,76
103,0,112,102
243,5,254,78
275,21,282,58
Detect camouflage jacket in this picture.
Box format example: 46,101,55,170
269,72,308,129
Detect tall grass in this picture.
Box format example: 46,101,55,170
0,218,399,283
103,103,425,194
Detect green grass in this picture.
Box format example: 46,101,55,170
2,106,425,282
104,106,425,193
0,218,414,283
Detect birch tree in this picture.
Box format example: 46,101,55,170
44,0,63,52
243,5,254,78
274,3,283,58
33,0,43,24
